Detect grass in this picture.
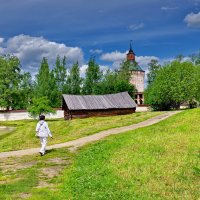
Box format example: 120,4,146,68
0,148,71,200
0,111,162,152
62,108,200,199
0,109,199,199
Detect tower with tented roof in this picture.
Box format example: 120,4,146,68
126,41,145,105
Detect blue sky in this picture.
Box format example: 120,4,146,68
0,0,200,75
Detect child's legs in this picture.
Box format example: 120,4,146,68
39,137,47,154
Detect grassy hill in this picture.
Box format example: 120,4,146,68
63,109,200,199
0,109,199,199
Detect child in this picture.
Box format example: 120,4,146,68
36,115,52,156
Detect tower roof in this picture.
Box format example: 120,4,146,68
127,40,135,55
128,61,144,72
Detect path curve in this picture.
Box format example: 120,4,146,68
0,111,181,158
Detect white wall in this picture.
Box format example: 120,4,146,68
0,110,64,121
0,107,149,121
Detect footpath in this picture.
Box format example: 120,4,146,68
0,111,181,158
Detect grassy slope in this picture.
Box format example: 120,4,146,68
63,109,200,200
0,109,199,200
0,111,162,152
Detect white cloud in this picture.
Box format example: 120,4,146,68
136,56,159,68
80,64,108,77
100,50,160,73
184,12,200,28
100,51,126,62
0,34,84,73
80,64,88,77
89,49,103,54
161,6,178,11
129,23,144,31
0,38,4,44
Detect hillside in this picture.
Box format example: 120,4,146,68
0,109,199,199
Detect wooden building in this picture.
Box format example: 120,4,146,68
62,92,137,120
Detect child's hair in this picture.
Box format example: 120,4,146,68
39,115,45,120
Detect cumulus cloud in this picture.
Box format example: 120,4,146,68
80,64,108,77
136,56,159,69
184,12,200,27
89,49,103,54
0,34,84,74
100,51,126,62
129,23,144,31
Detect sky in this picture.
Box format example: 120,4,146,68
0,0,200,76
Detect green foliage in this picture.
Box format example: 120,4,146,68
94,69,135,97
147,59,161,85
18,72,33,109
118,60,131,82
190,51,200,66
0,55,22,110
27,96,56,118
51,56,68,107
82,57,102,94
145,61,198,110
64,62,82,94
34,57,51,98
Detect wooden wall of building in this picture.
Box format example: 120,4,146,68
63,108,136,120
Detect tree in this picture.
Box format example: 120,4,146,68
190,51,200,66
94,69,136,98
28,96,56,118
66,62,82,94
0,55,21,110
34,57,51,98
145,61,198,110
147,59,161,85
52,56,67,92
18,72,33,109
82,57,102,94
118,60,132,82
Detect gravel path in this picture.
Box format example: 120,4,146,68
0,111,181,158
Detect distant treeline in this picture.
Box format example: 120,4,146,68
0,55,135,110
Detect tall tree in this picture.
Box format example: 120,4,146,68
53,56,67,92
34,57,51,98
18,72,33,109
82,57,102,94
51,56,68,107
0,55,21,110
147,59,161,85
66,62,82,94
118,60,132,82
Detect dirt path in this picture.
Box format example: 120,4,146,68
0,111,181,158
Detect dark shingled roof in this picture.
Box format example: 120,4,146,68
62,92,137,110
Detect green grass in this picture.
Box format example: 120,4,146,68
62,108,200,199
0,109,199,199
0,148,71,200
0,111,162,152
